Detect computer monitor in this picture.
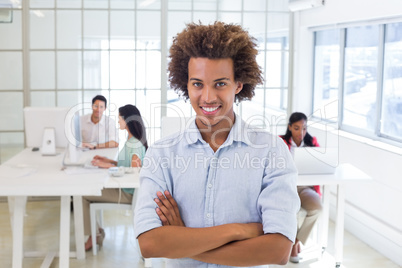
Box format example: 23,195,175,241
293,147,338,175
65,108,82,148
24,107,78,155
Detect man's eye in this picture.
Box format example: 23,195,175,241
193,82,202,87
216,82,226,87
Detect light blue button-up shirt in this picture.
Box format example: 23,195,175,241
134,115,300,268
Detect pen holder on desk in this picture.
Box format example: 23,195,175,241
108,167,125,177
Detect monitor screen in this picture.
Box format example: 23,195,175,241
24,107,75,148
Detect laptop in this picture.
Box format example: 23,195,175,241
62,111,118,167
293,147,338,175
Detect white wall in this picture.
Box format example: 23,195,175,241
293,0,402,265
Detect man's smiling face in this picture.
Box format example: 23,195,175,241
187,57,243,131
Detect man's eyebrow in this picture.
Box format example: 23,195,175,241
190,77,230,82
214,77,230,82
189,77,230,82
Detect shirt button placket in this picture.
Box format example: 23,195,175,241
206,156,217,226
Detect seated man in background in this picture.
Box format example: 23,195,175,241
81,95,118,149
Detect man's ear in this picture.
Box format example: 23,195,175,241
235,82,243,95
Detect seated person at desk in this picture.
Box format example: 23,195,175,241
81,95,119,149
83,104,148,251
280,112,322,263
134,22,300,267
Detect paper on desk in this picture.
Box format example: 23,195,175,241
1,165,37,178
64,167,106,175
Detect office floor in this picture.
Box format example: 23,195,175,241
0,200,400,268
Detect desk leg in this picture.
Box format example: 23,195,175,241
73,196,85,259
59,196,70,268
8,196,15,232
319,185,330,254
334,184,345,267
8,196,28,233
11,196,25,268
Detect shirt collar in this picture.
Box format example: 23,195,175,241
185,114,252,147
290,137,304,147
185,117,203,145
87,113,105,126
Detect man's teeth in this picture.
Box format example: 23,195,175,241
203,107,218,112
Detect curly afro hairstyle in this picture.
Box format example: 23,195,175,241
168,21,263,103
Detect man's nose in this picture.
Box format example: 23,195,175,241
201,86,217,103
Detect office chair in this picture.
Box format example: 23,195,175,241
89,189,153,266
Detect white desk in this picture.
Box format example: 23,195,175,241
297,163,371,268
104,168,141,189
1,148,369,268
0,147,118,268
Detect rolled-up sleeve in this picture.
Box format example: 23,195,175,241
258,138,300,243
134,148,169,238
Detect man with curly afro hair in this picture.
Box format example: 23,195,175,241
168,21,263,103
135,21,300,268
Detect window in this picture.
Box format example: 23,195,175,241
342,25,378,132
313,22,402,144
0,2,24,163
243,9,290,128
0,0,291,163
313,29,340,121
381,22,402,139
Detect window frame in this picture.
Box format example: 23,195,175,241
312,22,402,146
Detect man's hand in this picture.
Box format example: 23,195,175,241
82,142,96,149
140,191,267,262
90,155,115,168
154,191,185,227
153,190,263,238
91,159,110,168
93,155,108,162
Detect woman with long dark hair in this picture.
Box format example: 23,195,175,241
83,104,148,251
280,112,322,263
